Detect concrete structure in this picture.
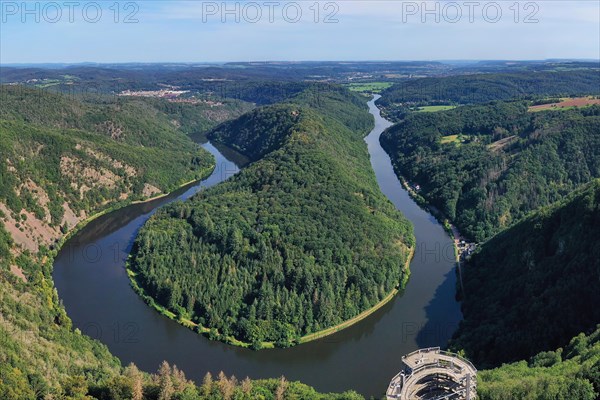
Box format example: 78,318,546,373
386,347,477,400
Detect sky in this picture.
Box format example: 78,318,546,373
1,0,599,63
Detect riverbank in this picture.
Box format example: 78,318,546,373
54,99,462,396
299,246,415,344
129,165,215,205
50,163,215,261
390,171,479,298
126,246,416,349
394,173,465,262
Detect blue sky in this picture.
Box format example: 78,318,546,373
1,1,599,63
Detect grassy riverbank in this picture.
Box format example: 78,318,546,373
127,87,416,349
299,246,415,344
127,246,415,349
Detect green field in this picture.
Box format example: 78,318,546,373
346,81,393,93
440,134,470,145
416,105,456,112
440,134,460,144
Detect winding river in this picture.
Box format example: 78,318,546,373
53,96,461,397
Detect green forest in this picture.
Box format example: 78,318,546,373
0,84,363,398
0,85,240,225
380,101,600,241
129,87,415,347
449,179,600,368
477,324,600,400
2,68,600,399
0,227,363,399
377,70,600,121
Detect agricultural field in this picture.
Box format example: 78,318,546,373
346,81,393,93
528,96,600,112
440,134,470,145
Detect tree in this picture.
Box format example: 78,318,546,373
0,366,35,400
63,375,91,400
201,372,213,397
275,376,288,400
241,377,253,396
107,375,134,400
217,371,234,400
124,363,144,400
157,361,174,400
171,365,189,393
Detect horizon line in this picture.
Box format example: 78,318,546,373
2,58,600,67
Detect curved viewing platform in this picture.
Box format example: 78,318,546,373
386,347,477,400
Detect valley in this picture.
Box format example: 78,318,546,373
1,61,599,399
52,93,462,396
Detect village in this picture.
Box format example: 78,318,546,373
118,88,223,106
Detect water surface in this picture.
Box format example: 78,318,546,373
54,98,461,397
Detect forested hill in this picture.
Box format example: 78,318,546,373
207,84,374,161
129,88,415,347
377,70,600,108
380,101,600,241
0,85,364,398
0,238,364,398
207,104,301,162
0,85,223,256
450,179,600,368
477,324,600,399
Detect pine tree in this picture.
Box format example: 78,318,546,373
201,372,213,397
157,361,173,400
124,363,144,400
275,376,288,400
241,376,253,396
171,365,189,393
217,371,234,400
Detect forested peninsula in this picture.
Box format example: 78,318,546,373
129,87,415,348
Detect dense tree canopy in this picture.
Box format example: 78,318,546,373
477,325,600,400
3,68,600,399
129,88,415,347
0,242,361,399
450,180,600,367
0,84,369,399
377,70,600,109
0,85,230,223
381,101,600,241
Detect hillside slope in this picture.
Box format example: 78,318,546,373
0,234,364,398
478,325,600,400
129,88,415,347
0,85,307,398
450,179,600,367
381,101,600,241
0,85,227,255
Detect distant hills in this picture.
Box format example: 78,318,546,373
377,69,600,120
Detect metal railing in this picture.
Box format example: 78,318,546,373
387,347,477,400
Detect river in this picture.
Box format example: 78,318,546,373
53,96,461,397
